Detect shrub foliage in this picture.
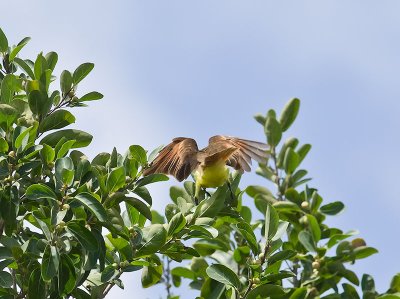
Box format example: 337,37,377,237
0,28,398,299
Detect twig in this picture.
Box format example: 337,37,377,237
164,256,172,298
102,270,123,298
270,147,283,201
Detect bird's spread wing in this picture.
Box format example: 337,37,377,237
207,135,269,172
143,137,199,181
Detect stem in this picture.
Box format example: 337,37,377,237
242,270,253,299
102,270,123,298
292,259,300,287
271,147,283,201
46,86,75,116
164,256,172,298
260,240,271,269
11,269,17,292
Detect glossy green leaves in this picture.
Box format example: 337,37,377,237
206,264,241,291
279,98,300,132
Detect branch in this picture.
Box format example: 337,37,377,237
102,270,123,298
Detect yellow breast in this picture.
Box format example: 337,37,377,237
194,162,230,188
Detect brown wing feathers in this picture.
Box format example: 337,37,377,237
144,135,269,181
143,137,199,181
208,135,269,172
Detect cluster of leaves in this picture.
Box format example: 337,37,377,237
150,98,393,299
0,28,399,299
0,28,173,298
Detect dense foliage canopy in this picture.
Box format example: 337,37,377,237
0,28,398,299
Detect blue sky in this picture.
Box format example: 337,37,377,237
3,1,400,297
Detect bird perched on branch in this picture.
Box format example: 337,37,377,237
143,135,269,204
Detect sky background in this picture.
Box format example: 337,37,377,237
2,1,400,298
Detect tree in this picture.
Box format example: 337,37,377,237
0,27,398,299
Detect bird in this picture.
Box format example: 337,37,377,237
143,135,269,203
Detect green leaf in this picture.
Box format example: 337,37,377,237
106,166,126,192
25,184,57,201
0,271,12,288
60,70,73,94
168,212,186,236
28,90,48,116
106,234,133,260
101,265,117,282
342,283,360,299
201,278,226,298
79,91,103,102
66,222,98,251
133,186,152,205
194,185,227,219
283,147,300,174
0,104,18,127
206,264,241,291
74,192,107,222
124,197,152,221
0,247,12,260
55,156,74,186
268,250,296,265
136,173,169,187
265,203,279,240
41,245,59,282
56,139,76,158
236,222,259,254
45,52,58,71
307,214,321,242
271,221,289,241
58,254,76,295
378,295,400,299
0,138,8,152
279,98,300,131
320,201,345,215
40,129,93,148
171,267,196,279
390,274,400,292
126,203,140,225
141,263,163,288
14,57,35,79
189,225,218,239
40,144,55,164
38,109,76,133
0,74,16,104
361,274,375,292
170,186,192,204
14,126,32,151
129,145,147,165
289,287,307,299
136,224,167,256
342,269,360,285
298,230,316,252
246,284,285,299
354,246,378,260
297,144,311,163
0,28,8,52
246,185,273,198
73,62,94,84
254,113,266,125
28,268,46,299
9,37,31,61
34,53,47,79
264,115,282,146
